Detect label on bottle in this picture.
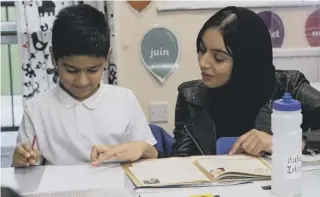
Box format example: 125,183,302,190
285,154,302,179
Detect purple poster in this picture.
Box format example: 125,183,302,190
258,11,285,48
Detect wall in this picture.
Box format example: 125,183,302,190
114,2,320,133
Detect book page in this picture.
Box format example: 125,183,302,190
128,158,211,186
303,154,320,166
191,154,258,161
196,156,271,180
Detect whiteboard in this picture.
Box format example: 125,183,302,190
157,0,320,11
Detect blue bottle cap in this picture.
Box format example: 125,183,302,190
273,93,301,111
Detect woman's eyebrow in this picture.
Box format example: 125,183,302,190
210,48,230,56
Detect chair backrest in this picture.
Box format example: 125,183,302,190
149,124,175,157
216,137,238,155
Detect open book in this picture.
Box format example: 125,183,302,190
303,154,320,166
302,154,320,171
122,155,272,188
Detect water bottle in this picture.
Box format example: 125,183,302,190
271,93,303,197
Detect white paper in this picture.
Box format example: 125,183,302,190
303,165,320,172
36,164,125,193
22,189,131,197
1,168,19,191
138,183,270,197
129,158,210,186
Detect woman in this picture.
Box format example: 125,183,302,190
172,6,320,157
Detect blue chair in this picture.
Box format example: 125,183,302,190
216,137,238,155
149,124,175,157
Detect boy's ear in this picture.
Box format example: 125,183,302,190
104,47,112,70
49,46,57,67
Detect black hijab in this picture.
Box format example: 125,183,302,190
196,7,276,138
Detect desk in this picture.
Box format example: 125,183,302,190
1,164,135,197
1,164,320,197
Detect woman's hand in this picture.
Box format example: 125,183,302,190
229,129,272,156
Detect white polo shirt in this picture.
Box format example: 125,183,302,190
17,83,157,165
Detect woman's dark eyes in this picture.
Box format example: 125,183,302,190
214,54,225,63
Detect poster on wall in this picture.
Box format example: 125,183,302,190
305,8,320,47
141,26,179,84
257,11,285,48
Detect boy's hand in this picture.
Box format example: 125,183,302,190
12,143,41,167
91,141,148,166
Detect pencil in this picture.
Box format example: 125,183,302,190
31,135,37,150
26,135,37,164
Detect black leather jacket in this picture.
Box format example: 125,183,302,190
171,70,320,157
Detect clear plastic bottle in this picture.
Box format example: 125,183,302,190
271,93,303,197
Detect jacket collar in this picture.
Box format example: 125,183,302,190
185,81,208,107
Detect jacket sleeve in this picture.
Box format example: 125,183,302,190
255,104,272,134
255,71,320,133
171,92,201,157
290,71,320,131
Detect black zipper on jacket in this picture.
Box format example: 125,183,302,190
184,122,206,155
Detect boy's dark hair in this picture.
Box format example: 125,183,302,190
52,4,110,60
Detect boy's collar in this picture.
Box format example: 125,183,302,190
56,82,103,110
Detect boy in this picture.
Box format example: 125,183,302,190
12,4,158,167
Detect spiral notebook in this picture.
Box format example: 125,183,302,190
122,155,272,188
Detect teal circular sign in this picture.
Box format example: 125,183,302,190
141,27,179,83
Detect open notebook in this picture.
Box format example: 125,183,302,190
303,154,320,166
302,154,320,171
122,155,272,188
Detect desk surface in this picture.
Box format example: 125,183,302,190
1,164,320,197
1,164,135,197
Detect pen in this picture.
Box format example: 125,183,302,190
31,134,37,150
